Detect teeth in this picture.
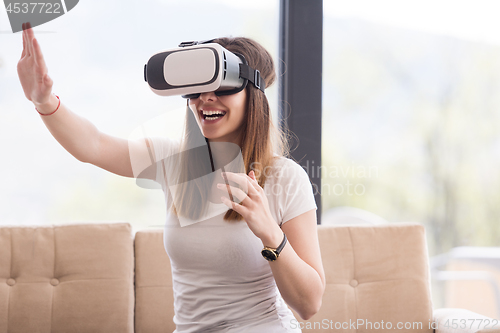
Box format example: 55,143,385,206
206,115,223,120
202,110,226,116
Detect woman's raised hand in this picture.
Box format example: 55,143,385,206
17,22,54,108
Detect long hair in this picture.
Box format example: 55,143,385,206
170,37,291,222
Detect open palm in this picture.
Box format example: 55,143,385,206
17,22,53,106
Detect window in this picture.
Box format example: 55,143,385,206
0,0,279,235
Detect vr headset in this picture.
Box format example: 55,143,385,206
144,39,265,99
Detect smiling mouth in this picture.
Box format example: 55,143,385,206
201,110,227,120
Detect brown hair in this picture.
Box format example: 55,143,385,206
171,37,290,222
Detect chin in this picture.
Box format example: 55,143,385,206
202,132,222,141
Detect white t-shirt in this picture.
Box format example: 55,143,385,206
149,137,317,333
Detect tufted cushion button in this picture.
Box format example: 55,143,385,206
6,278,15,286
349,279,358,287
50,278,59,286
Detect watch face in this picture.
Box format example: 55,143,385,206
262,249,277,261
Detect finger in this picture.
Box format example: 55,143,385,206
246,172,261,190
22,24,30,57
25,30,32,57
32,37,47,69
26,22,34,57
221,196,250,217
217,183,249,204
43,73,53,88
21,23,26,57
221,172,251,195
41,73,53,93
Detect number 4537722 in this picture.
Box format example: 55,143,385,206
444,318,499,330
5,2,62,14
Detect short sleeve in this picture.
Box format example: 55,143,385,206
147,136,180,185
278,159,318,226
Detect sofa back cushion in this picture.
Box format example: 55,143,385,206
0,223,134,333
293,223,433,333
134,223,433,333
134,230,175,333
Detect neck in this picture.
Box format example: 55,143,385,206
206,138,244,171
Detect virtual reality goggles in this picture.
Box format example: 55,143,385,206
144,40,265,99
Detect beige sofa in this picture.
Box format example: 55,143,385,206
0,222,497,333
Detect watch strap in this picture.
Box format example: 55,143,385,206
275,233,287,255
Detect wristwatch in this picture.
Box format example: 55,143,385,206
261,233,287,261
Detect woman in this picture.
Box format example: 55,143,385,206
17,22,326,333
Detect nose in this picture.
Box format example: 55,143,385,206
199,91,218,102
